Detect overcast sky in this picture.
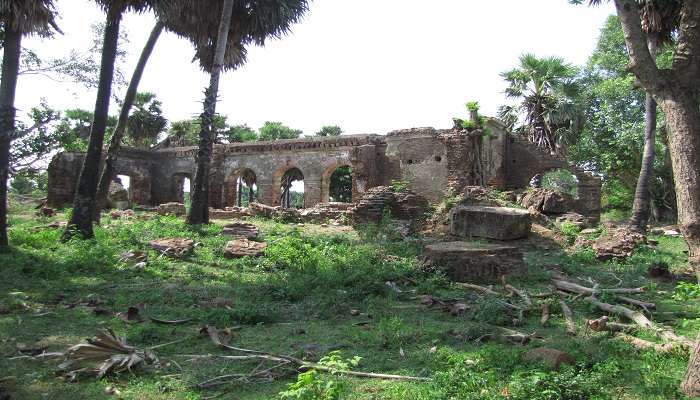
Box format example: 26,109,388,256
17,0,616,136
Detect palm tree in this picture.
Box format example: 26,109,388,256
498,54,583,155
94,21,164,220
154,0,309,225
64,0,166,239
0,0,57,251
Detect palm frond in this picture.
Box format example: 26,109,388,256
0,0,58,35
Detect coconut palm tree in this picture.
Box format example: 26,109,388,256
64,0,167,239
0,0,57,251
154,0,309,225
94,20,164,220
498,54,583,155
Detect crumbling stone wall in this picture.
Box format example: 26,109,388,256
47,123,601,223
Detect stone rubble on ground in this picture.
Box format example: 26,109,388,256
224,239,267,258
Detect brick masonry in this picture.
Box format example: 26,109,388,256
47,119,601,222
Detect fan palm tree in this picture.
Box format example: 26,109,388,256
153,0,309,225
0,0,57,251
498,54,583,155
64,0,169,239
94,20,164,220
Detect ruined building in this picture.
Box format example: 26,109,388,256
47,119,602,223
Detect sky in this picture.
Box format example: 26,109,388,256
17,0,616,136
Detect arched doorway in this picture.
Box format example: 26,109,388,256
532,168,579,197
173,173,192,206
280,167,304,208
329,166,352,203
228,169,257,207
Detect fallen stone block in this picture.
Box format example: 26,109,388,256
222,222,259,239
157,202,186,217
149,238,194,258
450,206,531,240
592,228,646,261
249,202,277,218
224,239,267,258
424,241,523,282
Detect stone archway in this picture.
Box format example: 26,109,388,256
279,167,304,208
321,163,353,203
224,168,258,207
172,172,192,204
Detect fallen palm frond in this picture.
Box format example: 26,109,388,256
58,329,157,380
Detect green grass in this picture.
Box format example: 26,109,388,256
0,199,698,399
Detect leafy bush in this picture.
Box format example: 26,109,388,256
559,222,582,245
673,282,700,301
278,352,360,400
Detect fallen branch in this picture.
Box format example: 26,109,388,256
505,284,533,308
616,296,656,310
540,303,550,327
198,326,432,383
456,283,499,296
617,333,676,353
558,298,576,336
553,280,644,296
585,297,692,348
586,316,635,333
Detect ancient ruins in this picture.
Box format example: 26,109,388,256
47,119,602,226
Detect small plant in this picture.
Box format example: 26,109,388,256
461,120,477,130
673,282,700,301
559,222,582,245
391,179,409,193
278,351,361,400
466,101,480,112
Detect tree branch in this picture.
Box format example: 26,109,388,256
613,0,665,92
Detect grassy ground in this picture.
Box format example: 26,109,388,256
1,198,698,400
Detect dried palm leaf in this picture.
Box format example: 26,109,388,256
58,329,157,380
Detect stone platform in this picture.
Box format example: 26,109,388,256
424,241,523,282
450,205,531,240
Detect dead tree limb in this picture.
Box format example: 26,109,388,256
456,283,499,296
617,333,677,353
558,298,576,335
505,284,533,308
553,280,644,295
616,296,656,310
584,297,692,348
540,303,550,327
586,316,635,333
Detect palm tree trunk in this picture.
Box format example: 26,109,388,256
187,0,235,225
94,21,164,221
629,39,659,232
0,27,22,251
63,5,122,239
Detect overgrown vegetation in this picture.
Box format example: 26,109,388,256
0,198,697,399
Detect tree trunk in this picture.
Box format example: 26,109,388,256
186,0,235,225
63,5,122,239
0,27,22,251
629,39,659,232
683,339,700,397
94,21,164,221
661,89,700,397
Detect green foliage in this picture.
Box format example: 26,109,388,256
329,166,352,203
278,352,360,400
53,108,117,152
498,53,583,153
9,169,47,195
166,115,230,147
315,125,343,137
224,124,258,143
559,221,582,245
569,15,676,218
259,121,303,141
390,180,409,193
125,92,168,148
541,169,578,196
10,100,61,173
672,282,700,301
466,101,480,112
